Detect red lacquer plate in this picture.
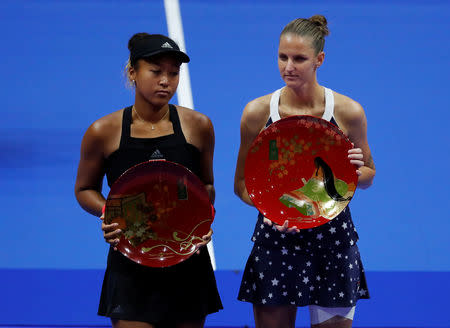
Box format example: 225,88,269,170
104,160,214,267
245,115,357,229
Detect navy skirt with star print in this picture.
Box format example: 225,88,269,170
238,210,370,307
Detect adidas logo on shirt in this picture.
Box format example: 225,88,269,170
150,149,164,159
161,42,173,49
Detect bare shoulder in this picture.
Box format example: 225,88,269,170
242,93,272,130
177,105,213,131
85,108,123,140
333,91,366,126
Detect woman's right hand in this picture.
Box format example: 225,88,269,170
263,217,300,234
100,213,122,250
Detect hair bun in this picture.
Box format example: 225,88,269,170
309,15,329,37
128,32,151,52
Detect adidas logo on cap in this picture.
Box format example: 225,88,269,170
161,42,173,49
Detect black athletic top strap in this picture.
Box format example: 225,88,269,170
119,104,186,147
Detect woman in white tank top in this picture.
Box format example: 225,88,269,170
234,15,376,328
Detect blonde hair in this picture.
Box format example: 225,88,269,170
123,58,134,89
281,15,329,54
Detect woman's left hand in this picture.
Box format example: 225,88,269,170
196,228,213,254
348,146,364,176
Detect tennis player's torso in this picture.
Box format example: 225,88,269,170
105,105,201,187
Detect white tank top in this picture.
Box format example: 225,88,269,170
269,87,335,123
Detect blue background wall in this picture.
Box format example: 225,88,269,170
1,0,449,327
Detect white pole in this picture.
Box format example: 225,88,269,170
164,0,193,109
163,0,217,270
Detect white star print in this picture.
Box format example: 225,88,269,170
339,292,344,297
255,256,259,262
303,277,309,284
349,264,353,269
283,291,288,296
359,289,367,296
329,227,336,234
268,293,273,299
335,240,341,246
281,248,288,255
342,222,348,229
310,286,314,291
337,253,342,259
281,233,286,239
262,299,266,304
316,275,321,281
252,283,256,290
350,239,354,245
265,233,270,238
271,278,279,286
260,224,264,229
306,261,311,267
298,292,302,297
316,233,323,240
259,272,264,279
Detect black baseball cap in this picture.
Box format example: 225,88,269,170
130,34,190,65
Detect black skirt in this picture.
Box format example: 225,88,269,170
98,246,223,325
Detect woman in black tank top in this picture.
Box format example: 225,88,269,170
75,33,222,328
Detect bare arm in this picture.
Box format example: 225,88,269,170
191,113,216,249
74,122,107,216
234,99,270,206
234,99,300,233
74,121,122,248
198,115,216,205
337,99,376,189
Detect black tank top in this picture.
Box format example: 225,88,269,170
105,105,202,186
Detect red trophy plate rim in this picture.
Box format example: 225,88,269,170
104,159,214,267
244,115,357,229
